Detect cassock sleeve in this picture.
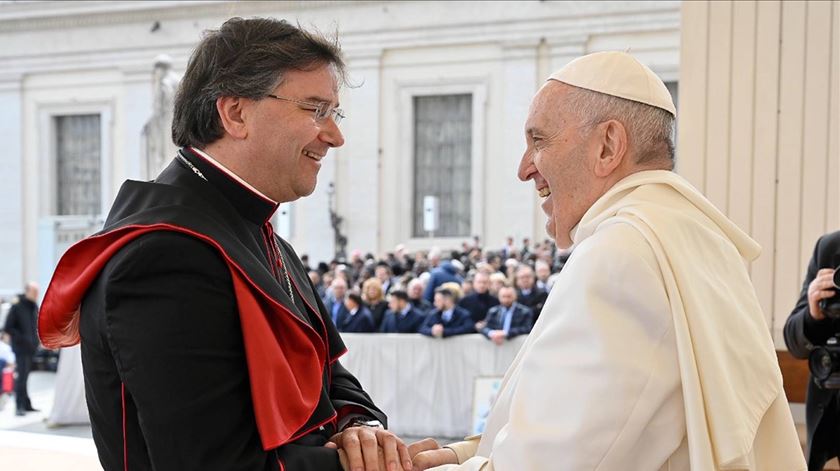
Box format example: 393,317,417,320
330,360,388,430
431,222,681,470
305,276,388,430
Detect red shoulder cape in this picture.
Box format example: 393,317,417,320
39,223,327,451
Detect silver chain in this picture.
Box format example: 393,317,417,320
177,153,293,303
176,154,208,181
272,236,294,304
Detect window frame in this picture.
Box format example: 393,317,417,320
38,102,112,218
398,81,487,250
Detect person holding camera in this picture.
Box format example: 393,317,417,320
784,230,840,470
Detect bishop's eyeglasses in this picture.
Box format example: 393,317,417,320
266,94,345,125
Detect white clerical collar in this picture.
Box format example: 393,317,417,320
190,146,277,204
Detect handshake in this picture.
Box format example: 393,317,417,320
325,426,458,471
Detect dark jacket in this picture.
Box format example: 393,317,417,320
423,262,463,302
480,303,533,339
379,307,426,334
458,292,500,324
784,230,840,470
4,296,39,355
367,301,388,331
337,307,376,333
325,297,349,327
56,150,385,471
419,306,474,338
517,288,548,321
409,297,433,314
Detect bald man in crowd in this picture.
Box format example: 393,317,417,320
411,51,804,471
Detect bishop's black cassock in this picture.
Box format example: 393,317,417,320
39,148,385,471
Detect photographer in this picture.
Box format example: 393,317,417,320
784,230,840,470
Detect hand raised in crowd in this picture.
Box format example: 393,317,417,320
431,324,444,338
408,438,457,471
325,425,412,471
808,268,837,320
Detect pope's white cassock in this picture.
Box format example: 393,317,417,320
431,170,805,470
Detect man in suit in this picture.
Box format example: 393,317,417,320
379,290,426,334
476,285,533,345
3,282,39,416
419,288,474,338
457,272,500,324
325,277,349,327
534,259,552,293
784,230,840,470
375,262,396,295
338,294,375,333
515,264,548,322
38,18,409,471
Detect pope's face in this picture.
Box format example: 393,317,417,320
518,81,600,249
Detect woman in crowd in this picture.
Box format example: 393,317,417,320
362,278,388,330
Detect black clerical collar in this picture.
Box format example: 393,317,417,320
180,147,279,225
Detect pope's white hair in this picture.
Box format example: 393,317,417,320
563,85,675,166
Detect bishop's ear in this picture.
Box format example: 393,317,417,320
593,119,628,177
216,96,248,140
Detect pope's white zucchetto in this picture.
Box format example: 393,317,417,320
548,51,676,117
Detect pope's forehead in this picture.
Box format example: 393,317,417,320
526,81,571,127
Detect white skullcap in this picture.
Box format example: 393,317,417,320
548,51,676,116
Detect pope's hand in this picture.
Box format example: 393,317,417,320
409,438,457,471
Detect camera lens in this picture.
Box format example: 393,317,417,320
810,347,835,381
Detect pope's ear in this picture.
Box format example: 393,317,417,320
593,119,627,177
216,96,248,140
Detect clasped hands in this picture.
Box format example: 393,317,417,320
325,428,457,471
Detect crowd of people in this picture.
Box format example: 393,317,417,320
304,237,569,342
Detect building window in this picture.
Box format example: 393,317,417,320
55,114,101,216
413,94,472,237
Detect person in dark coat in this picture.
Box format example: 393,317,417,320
337,294,376,333
362,278,388,330
422,260,463,303
379,290,426,334
458,272,500,323
37,18,410,471
784,230,840,470
3,282,39,416
419,288,474,338
407,279,433,313
476,285,533,345
515,265,548,322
